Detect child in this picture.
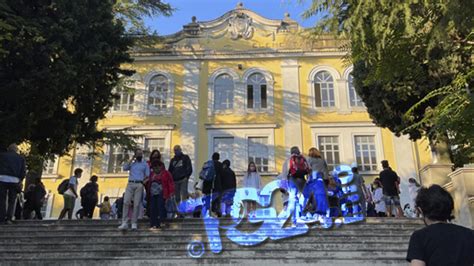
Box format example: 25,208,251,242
372,179,386,217
243,162,261,218
327,178,342,217
98,196,112,220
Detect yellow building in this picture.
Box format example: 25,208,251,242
40,4,432,218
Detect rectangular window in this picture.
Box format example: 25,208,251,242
108,146,132,173
113,84,135,111
144,138,165,154
260,84,267,109
314,83,322,107
317,136,340,171
354,135,377,171
213,137,234,162
43,157,58,175
247,85,254,109
248,137,269,172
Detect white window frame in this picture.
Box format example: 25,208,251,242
316,135,342,171
242,68,275,114
144,70,175,116
308,66,341,112
311,122,384,174
208,68,241,115
101,125,175,177
247,136,270,173
353,135,378,171
206,124,277,174
343,66,366,111
212,136,235,163
109,73,145,117
144,137,167,165
42,156,59,177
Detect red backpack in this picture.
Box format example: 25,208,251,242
289,154,310,178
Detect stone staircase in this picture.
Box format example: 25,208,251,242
0,217,423,265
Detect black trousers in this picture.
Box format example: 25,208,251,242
82,200,97,218
0,182,19,222
23,201,42,220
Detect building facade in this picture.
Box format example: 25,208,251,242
40,5,432,218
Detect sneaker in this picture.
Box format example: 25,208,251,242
149,226,162,231
118,223,128,230
131,223,138,230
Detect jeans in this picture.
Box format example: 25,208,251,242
202,192,220,217
0,182,19,222
23,201,43,220
122,182,144,225
82,200,97,218
174,178,188,205
150,194,166,227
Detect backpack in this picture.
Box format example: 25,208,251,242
80,183,95,199
100,202,111,214
289,154,310,178
57,179,69,195
199,160,216,182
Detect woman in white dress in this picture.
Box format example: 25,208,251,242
372,179,386,217
243,162,262,218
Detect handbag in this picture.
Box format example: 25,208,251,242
165,196,178,213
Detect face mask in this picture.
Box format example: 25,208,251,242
136,156,143,162
175,151,182,156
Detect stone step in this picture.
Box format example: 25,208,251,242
0,241,409,252
0,249,408,260
10,217,423,225
0,257,409,266
0,228,416,238
0,235,412,244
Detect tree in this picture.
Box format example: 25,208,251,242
304,0,473,166
113,0,172,35
0,0,137,174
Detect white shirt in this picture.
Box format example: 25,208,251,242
64,175,78,197
373,187,386,213
244,172,261,190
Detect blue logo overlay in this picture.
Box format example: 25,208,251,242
178,164,365,258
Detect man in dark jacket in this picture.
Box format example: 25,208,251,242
0,144,26,224
221,160,236,217
379,160,403,217
168,145,193,206
202,153,223,217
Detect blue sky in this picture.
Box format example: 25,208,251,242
144,0,321,35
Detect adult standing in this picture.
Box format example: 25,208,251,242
307,148,329,180
58,168,83,220
220,160,236,217
0,144,26,224
243,162,262,218
379,160,403,217
202,153,223,217
168,145,193,207
80,175,99,219
118,149,150,230
351,165,369,216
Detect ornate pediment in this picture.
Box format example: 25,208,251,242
160,3,301,51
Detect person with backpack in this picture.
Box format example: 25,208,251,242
278,146,310,224
146,160,174,230
168,145,193,209
80,175,99,219
201,153,223,217
58,168,83,220
98,196,112,220
23,177,46,220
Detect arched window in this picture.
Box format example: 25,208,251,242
313,71,335,107
148,75,169,111
246,73,267,110
348,74,364,107
214,74,234,111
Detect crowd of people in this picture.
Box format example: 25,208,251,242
0,143,422,226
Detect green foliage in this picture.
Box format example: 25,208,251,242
0,0,138,173
113,0,172,34
305,0,473,166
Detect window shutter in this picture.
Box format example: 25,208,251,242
314,83,322,107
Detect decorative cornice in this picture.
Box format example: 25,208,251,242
310,121,376,128
205,123,279,130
